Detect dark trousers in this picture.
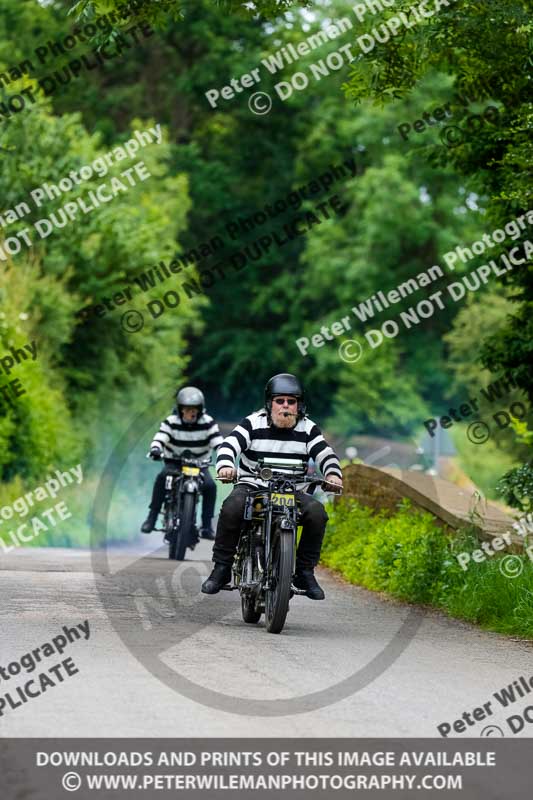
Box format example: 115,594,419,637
212,484,329,570
149,466,216,529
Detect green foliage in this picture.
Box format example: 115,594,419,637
442,546,533,638
0,31,203,499
321,498,453,604
43,0,525,448
338,0,532,480
322,498,533,638
319,341,430,437
449,425,522,501
496,462,533,512
0,261,82,481
443,291,515,398
512,419,533,447
481,307,533,406
57,0,483,429
76,0,308,25
0,0,530,538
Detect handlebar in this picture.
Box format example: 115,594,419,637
215,474,342,493
146,452,211,468
309,477,343,494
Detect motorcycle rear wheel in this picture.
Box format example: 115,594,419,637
265,530,293,634
241,595,262,624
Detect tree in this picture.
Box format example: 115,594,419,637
0,79,201,478
340,0,532,399
61,0,501,436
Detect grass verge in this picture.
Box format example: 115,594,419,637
321,498,533,639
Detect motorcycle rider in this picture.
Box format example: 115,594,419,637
201,373,343,599
141,386,223,538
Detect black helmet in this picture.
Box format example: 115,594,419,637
264,373,306,419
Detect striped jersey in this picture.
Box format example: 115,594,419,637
216,409,342,487
151,411,223,460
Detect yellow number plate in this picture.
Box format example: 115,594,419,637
182,466,200,476
271,493,295,507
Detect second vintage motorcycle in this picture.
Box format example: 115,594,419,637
154,450,211,560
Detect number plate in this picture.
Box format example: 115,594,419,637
182,466,200,476
271,493,295,507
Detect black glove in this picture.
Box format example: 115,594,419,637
150,447,163,461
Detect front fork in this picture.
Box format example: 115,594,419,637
263,512,296,590
164,476,178,529
165,476,199,529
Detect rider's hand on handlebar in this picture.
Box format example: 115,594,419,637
149,447,163,461
217,467,236,483
323,474,343,492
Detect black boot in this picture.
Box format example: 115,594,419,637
141,509,158,533
201,563,232,594
200,527,215,540
293,568,325,600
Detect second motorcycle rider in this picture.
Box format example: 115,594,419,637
141,386,223,538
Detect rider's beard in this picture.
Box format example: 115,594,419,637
271,406,297,429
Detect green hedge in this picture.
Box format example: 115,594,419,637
321,498,533,639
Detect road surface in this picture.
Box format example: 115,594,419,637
1,540,531,737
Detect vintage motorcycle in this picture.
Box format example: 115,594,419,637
222,459,341,634
155,451,212,560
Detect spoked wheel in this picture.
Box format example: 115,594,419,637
265,530,293,634
241,594,262,624
169,493,195,560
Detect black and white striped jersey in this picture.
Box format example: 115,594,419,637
151,411,223,460
216,409,342,487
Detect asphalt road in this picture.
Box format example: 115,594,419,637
1,539,532,737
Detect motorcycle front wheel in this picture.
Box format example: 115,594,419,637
169,492,195,560
265,529,293,634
